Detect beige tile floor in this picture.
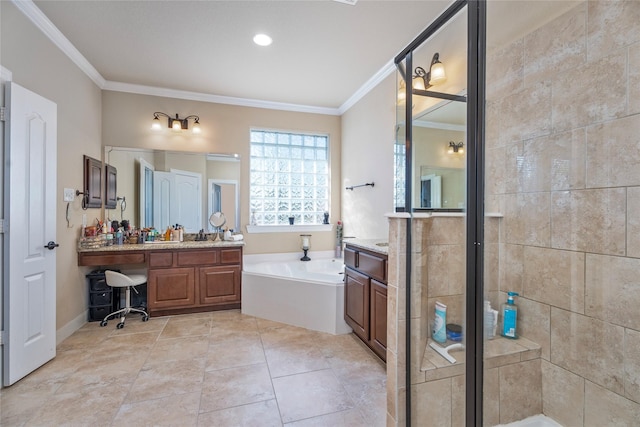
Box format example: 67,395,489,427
0,310,386,426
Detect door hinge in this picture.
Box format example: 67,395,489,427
0,219,5,233
0,106,5,122
0,330,5,345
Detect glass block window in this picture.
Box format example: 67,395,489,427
250,129,329,225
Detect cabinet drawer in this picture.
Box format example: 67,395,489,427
220,248,242,264
90,291,112,306
358,251,386,283
89,305,113,322
177,250,218,266
149,252,174,267
79,252,146,266
88,276,110,292
344,247,357,269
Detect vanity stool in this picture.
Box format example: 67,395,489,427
101,270,149,329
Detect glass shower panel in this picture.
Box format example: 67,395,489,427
482,1,640,425
407,7,468,426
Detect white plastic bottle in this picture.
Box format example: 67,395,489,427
484,300,497,339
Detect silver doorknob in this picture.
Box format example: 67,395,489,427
44,241,59,250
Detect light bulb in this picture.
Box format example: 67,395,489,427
192,121,201,134
172,120,182,131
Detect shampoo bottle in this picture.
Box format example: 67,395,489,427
501,292,519,339
484,300,496,340
432,301,447,343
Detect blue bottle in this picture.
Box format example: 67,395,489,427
432,301,447,343
501,292,519,339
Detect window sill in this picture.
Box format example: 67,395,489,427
245,224,334,234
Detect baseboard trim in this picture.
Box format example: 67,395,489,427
56,310,87,346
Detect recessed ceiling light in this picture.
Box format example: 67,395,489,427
253,34,272,46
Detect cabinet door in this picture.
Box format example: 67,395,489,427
199,265,241,305
344,267,369,342
84,155,102,208
370,279,387,361
104,164,117,209
148,267,195,310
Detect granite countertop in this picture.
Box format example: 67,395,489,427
344,238,389,255
77,239,244,253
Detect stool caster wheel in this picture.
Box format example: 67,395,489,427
142,315,149,322
100,320,108,327
116,322,124,329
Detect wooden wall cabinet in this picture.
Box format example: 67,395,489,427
344,244,388,361
146,247,242,316
83,155,102,208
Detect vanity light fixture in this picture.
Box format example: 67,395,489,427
413,52,447,90
151,112,201,134
448,141,464,154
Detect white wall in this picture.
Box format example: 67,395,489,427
340,73,396,240
1,2,103,337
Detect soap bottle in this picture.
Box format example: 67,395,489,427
501,292,519,339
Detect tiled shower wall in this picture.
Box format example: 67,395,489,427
486,1,640,424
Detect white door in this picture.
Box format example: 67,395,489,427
3,82,57,386
139,158,154,229
171,169,201,232
153,171,176,230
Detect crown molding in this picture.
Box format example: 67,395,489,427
15,0,391,117
12,0,106,89
103,81,341,116
1,66,13,81
338,60,395,115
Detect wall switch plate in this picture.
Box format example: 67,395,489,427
63,188,75,202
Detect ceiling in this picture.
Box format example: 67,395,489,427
28,0,580,114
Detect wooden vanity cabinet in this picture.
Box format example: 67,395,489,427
344,244,387,361
147,247,242,316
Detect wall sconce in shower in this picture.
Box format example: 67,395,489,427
413,52,447,90
151,112,201,134
448,141,464,154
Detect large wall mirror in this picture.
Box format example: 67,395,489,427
104,146,240,233
412,99,465,210
394,4,467,212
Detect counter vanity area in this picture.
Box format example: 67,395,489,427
78,240,243,317
343,239,389,362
